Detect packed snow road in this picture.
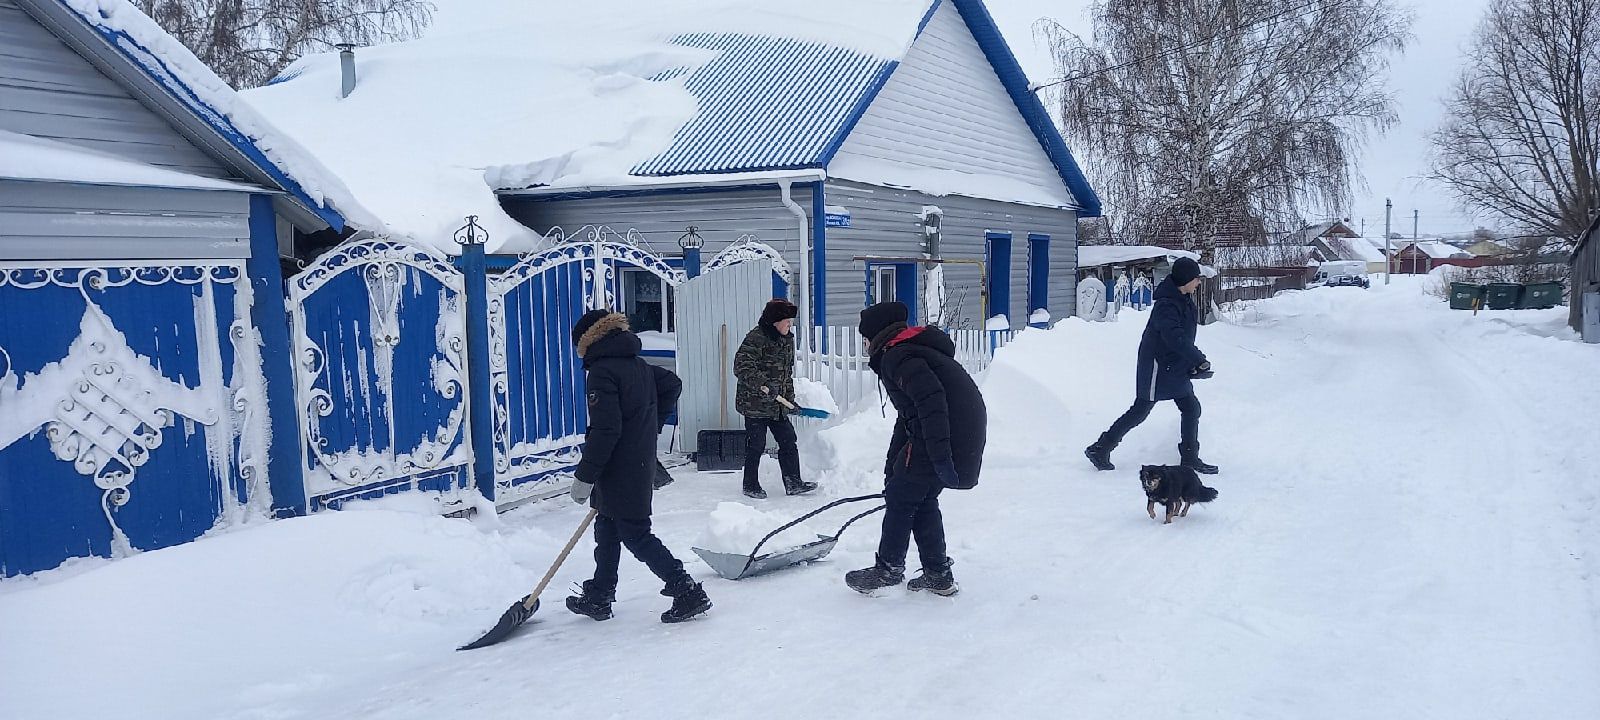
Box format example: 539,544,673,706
3,279,1596,719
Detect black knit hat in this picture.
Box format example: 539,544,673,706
571,308,613,346
1170,257,1202,286
859,301,910,339
759,298,798,326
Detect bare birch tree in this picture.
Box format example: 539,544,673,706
1038,0,1410,266
1429,0,1600,241
138,0,433,89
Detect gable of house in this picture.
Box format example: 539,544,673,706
827,0,1076,209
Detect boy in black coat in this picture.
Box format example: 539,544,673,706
565,310,710,624
846,302,987,596
1085,257,1219,474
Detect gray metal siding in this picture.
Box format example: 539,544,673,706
0,0,230,178
0,180,252,260
822,180,1078,329
501,185,814,276
1574,231,1599,330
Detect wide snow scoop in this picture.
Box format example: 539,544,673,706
458,508,598,651
770,391,831,420
692,495,885,581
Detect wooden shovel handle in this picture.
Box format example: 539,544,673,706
522,508,599,611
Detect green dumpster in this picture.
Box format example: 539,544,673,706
1484,283,1523,310
1517,282,1563,309
1449,282,1486,310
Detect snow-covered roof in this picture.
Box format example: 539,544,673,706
1078,245,1199,267
31,0,378,232
0,130,260,192
1405,240,1472,259
1319,237,1385,263
244,0,1098,251
1077,245,1218,277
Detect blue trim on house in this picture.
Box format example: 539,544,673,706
986,231,1013,322
1028,233,1050,314
915,0,945,34
55,2,347,230
949,0,1103,217
456,242,497,502
500,182,798,202
246,194,308,517
810,180,828,332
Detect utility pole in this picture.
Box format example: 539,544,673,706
1384,199,1392,285
1413,209,1420,274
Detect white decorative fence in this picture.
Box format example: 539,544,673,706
794,325,1015,421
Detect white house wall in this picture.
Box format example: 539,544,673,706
827,0,1077,210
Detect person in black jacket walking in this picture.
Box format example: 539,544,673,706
1085,257,1219,474
564,310,711,624
732,299,817,499
846,302,986,597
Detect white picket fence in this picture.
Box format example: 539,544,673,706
794,325,1016,421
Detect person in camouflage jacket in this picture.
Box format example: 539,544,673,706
733,299,817,499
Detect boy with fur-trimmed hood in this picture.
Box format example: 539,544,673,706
565,310,710,624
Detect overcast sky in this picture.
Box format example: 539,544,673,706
986,0,1494,237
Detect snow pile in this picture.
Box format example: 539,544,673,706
57,0,379,230
793,377,839,415
243,0,931,251
5,277,1599,719
694,502,826,555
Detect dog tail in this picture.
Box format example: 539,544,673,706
1194,484,1219,503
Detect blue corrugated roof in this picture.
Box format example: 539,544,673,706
631,33,895,177
626,0,1100,216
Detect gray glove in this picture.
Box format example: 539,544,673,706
570,479,595,506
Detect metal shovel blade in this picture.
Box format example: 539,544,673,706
693,536,838,580
457,595,541,651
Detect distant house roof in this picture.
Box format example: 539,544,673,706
1293,220,1359,243
1078,245,1216,277
21,0,375,232
245,0,1099,251
1402,240,1472,259
1316,236,1385,263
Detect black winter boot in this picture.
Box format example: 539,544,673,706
783,476,818,496
1085,435,1117,471
845,555,906,594
660,582,712,623
564,580,615,621
907,559,959,597
742,481,767,500
1179,443,1218,475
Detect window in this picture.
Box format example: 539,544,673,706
873,265,898,305
620,269,675,333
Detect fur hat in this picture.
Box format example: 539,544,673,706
858,301,910,339
760,298,798,326
571,309,615,346
1170,257,1202,286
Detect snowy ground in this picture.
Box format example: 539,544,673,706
3,278,1598,719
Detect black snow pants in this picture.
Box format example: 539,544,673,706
590,514,693,594
877,472,949,571
1103,394,1202,447
743,416,800,486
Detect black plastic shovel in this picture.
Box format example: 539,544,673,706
458,508,598,651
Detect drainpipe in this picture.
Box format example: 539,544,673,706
778,180,811,334
337,43,357,98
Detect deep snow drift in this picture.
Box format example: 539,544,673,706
3,279,1597,719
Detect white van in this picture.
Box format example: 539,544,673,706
1314,261,1370,288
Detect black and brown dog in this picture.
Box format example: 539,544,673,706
1140,465,1219,524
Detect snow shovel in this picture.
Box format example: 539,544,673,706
692,494,885,581
458,507,598,651
773,394,831,420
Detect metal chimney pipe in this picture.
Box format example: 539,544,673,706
337,43,356,98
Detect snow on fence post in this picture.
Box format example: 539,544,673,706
248,194,308,518
455,216,496,503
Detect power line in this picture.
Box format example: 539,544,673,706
1030,0,1349,93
